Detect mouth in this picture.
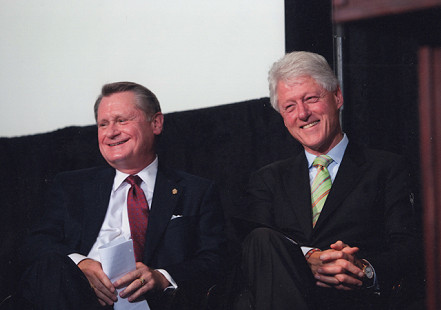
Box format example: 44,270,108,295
108,139,129,147
301,121,319,129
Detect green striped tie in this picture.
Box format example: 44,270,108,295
311,155,333,227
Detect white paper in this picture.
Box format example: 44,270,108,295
99,237,150,310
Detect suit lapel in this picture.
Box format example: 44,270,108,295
81,167,115,252
143,165,181,264
283,152,314,238
314,142,368,230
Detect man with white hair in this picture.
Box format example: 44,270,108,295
235,51,418,310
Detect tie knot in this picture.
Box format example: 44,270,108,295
313,155,333,168
126,175,142,186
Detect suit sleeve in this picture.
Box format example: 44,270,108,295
19,174,80,266
234,169,278,235
362,155,419,291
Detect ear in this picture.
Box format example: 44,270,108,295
334,86,344,109
151,112,164,135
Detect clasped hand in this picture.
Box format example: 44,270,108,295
306,241,365,291
78,259,170,306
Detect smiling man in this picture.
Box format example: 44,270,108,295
234,52,418,310
17,82,225,310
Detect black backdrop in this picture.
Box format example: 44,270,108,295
285,1,441,229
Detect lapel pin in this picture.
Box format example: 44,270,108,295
172,188,178,195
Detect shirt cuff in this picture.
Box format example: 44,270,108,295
156,269,178,290
301,246,314,256
68,253,89,265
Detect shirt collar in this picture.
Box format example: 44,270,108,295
305,134,349,168
112,156,159,192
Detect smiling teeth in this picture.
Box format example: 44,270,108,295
303,121,319,129
109,141,126,146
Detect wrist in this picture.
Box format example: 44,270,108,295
305,248,321,261
154,269,173,290
356,259,375,288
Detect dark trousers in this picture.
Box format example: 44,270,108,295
15,252,104,310
15,252,199,310
235,227,316,310
235,227,386,310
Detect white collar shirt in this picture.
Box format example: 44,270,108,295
70,157,158,263
305,133,349,185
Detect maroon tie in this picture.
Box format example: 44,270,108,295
126,175,149,262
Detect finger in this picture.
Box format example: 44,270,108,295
136,262,148,269
120,275,151,296
334,283,359,291
124,270,164,302
114,263,148,288
97,273,116,294
330,240,347,250
319,260,364,278
319,250,345,262
341,246,359,255
330,258,364,278
341,261,364,278
318,264,344,275
89,273,117,304
316,281,333,288
314,273,340,285
127,278,151,302
92,283,117,305
335,274,363,287
120,277,150,302
114,270,142,289
79,259,116,302
320,248,359,262
315,273,362,291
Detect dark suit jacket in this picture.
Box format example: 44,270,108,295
238,142,418,293
20,162,225,297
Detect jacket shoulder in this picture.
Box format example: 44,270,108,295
157,165,216,189
53,165,114,183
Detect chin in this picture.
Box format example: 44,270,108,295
105,155,128,165
300,138,323,148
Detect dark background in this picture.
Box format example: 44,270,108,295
285,1,441,232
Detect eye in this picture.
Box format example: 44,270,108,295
117,118,127,124
284,103,296,113
98,122,107,128
305,96,320,104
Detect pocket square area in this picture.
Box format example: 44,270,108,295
171,214,183,220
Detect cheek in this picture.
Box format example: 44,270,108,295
282,113,295,127
97,133,105,146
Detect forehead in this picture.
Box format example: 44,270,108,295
277,76,323,94
97,92,141,117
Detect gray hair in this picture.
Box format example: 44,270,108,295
94,81,161,121
268,51,338,111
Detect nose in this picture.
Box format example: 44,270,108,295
106,122,121,138
297,102,311,121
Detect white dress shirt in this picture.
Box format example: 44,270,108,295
301,133,349,258
69,157,177,288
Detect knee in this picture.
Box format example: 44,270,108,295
31,251,72,269
21,251,78,284
242,227,281,253
244,227,278,243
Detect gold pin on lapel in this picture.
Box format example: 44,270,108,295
172,188,178,195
